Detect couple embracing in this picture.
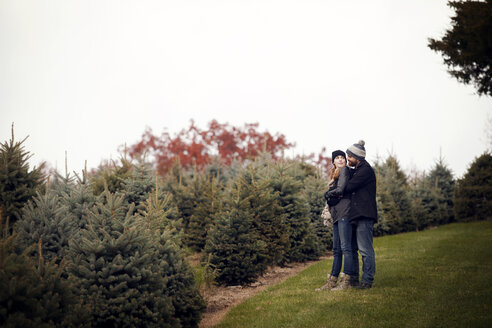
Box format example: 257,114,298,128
317,140,377,291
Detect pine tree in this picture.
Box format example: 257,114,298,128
59,170,98,233
374,195,391,236
266,161,317,263
161,160,195,228
239,165,289,266
90,158,133,196
184,172,222,251
0,219,85,328
454,153,492,221
140,188,205,327
408,174,433,230
0,125,44,225
375,155,416,234
303,174,332,253
204,181,269,285
121,161,155,214
14,190,77,263
67,191,177,328
426,157,455,225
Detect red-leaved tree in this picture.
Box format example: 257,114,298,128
128,120,296,175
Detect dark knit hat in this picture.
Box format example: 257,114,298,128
331,150,346,163
346,140,366,160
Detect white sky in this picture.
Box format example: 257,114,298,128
1,0,491,178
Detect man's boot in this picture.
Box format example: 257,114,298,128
355,282,372,289
349,275,359,287
331,272,351,291
315,274,338,291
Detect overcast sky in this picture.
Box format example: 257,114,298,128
1,0,491,178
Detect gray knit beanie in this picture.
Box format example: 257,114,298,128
346,140,366,160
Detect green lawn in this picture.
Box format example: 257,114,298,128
214,221,492,328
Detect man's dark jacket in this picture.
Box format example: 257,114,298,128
345,159,378,223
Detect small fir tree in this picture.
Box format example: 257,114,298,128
184,172,222,251
267,161,316,262
121,161,155,214
303,174,332,253
375,155,416,234
67,191,177,328
204,181,269,285
408,174,433,231
454,153,492,221
0,219,85,328
14,190,77,263
90,158,133,195
59,170,98,233
140,188,205,327
0,125,44,225
161,160,195,228
238,165,289,266
426,157,455,224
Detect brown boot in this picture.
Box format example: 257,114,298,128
331,273,351,291
315,274,338,291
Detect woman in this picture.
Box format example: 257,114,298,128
316,150,358,291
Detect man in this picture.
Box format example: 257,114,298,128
345,140,377,289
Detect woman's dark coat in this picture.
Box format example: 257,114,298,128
325,166,351,222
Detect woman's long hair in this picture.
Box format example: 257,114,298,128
329,165,341,182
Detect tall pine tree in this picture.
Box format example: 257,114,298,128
0,125,44,226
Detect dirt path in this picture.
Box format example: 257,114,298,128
198,256,330,328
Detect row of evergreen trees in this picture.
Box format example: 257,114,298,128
1,128,205,327
92,154,330,286
1,126,491,326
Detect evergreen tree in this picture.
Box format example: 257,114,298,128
408,174,434,230
204,181,269,285
0,125,44,225
374,195,391,236
139,189,182,246
454,152,492,221
239,165,289,266
1,220,85,327
140,189,205,327
267,161,318,263
14,190,77,263
375,155,416,234
90,158,133,196
426,157,455,225
67,191,177,328
184,172,222,251
121,161,155,214
428,0,492,96
303,174,332,253
50,169,76,198
59,170,98,233
161,160,195,228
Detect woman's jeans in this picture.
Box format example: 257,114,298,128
330,218,358,277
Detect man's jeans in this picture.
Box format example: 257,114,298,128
354,218,376,285
330,218,358,276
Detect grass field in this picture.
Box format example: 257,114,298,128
214,221,492,328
